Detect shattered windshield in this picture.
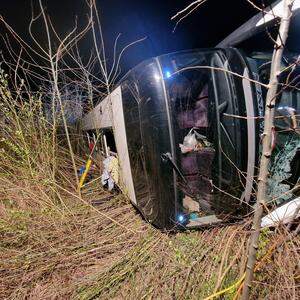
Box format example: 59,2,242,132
249,53,300,204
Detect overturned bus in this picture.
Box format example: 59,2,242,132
82,2,300,229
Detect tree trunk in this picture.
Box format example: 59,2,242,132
241,1,294,299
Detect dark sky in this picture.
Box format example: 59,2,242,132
0,0,295,74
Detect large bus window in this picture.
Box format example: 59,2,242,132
160,49,252,217
160,51,216,213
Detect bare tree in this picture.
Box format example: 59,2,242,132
241,0,294,298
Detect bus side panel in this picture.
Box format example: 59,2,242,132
82,94,113,130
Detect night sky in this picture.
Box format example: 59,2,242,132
0,0,297,74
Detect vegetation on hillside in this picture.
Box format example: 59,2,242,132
0,67,299,300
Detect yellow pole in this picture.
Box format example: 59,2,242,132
78,158,92,189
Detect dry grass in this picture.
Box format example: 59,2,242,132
1,187,299,300
0,69,299,300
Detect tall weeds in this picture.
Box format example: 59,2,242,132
0,67,61,209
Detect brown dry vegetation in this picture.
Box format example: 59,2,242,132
1,184,299,299
0,61,299,300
